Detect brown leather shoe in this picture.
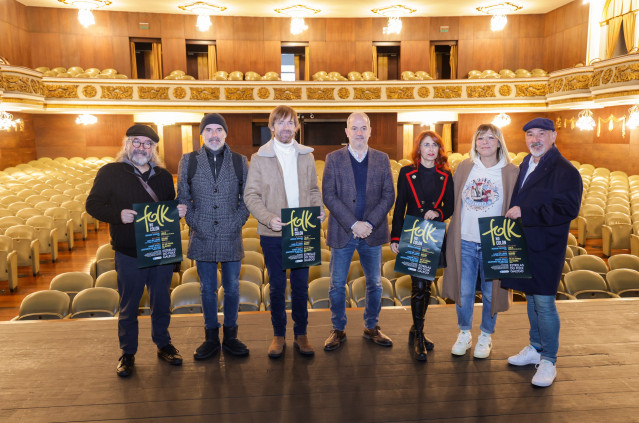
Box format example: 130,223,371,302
294,334,315,356
363,326,393,347
324,329,347,351
268,336,286,358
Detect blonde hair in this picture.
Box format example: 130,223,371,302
115,136,165,168
469,124,511,164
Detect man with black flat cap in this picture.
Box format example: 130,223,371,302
86,124,187,377
177,113,250,360
502,117,582,387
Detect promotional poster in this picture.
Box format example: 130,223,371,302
281,206,322,269
394,215,446,280
133,200,183,268
478,216,531,279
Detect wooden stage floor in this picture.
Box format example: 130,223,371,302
1,300,638,423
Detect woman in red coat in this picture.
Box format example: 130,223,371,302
390,131,454,361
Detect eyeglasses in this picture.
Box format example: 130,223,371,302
131,139,153,149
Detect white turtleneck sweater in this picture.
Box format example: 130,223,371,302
460,156,507,243
272,138,300,208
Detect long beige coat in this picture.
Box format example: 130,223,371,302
441,158,519,316
244,139,324,237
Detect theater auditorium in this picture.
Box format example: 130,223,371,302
0,0,638,421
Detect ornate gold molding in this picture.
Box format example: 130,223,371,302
466,85,496,98
274,87,302,101
225,88,254,101
433,86,462,99
515,83,547,97
564,75,591,91
172,87,186,99
591,70,602,87
597,114,626,138
611,63,639,84
337,87,350,99
82,85,97,98
257,87,270,99
138,87,169,100
498,85,512,96
43,84,78,98
4,76,34,94
307,88,334,100
417,86,430,98
353,87,381,100
191,87,220,100
601,68,614,84
386,87,414,100
101,86,133,99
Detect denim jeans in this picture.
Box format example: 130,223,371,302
114,251,173,354
260,235,309,337
527,294,560,364
456,239,497,334
196,260,241,329
329,237,382,331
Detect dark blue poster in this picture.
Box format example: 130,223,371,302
281,206,322,269
133,200,183,268
478,216,531,279
394,215,446,281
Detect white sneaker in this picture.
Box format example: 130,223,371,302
473,332,492,359
508,345,541,366
451,331,472,356
531,360,557,387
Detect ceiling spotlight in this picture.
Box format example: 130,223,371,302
477,2,522,32
576,109,596,131
58,0,111,28
492,112,511,127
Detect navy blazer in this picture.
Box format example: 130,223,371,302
323,147,395,249
501,146,582,295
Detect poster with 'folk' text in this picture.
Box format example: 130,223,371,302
133,200,183,268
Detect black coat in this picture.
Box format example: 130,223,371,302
86,161,176,257
500,146,582,295
391,163,454,267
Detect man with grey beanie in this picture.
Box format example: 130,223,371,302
177,113,251,359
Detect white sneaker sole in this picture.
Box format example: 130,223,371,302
532,373,556,387
508,357,541,366
451,343,471,356
473,347,491,359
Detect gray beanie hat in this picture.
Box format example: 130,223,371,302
199,113,228,134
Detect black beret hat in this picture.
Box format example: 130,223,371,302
523,118,555,132
126,124,159,143
200,113,228,134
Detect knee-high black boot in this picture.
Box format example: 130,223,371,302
408,279,435,352
409,278,429,361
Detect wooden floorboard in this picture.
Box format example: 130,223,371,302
1,300,638,423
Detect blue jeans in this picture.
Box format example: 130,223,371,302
196,260,241,329
329,237,382,331
260,236,309,337
456,240,497,334
114,251,173,354
527,294,560,364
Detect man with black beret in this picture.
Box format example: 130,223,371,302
503,117,582,387
177,113,251,360
86,124,187,377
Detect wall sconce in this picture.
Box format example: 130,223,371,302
477,2,522,32
372,5,416,35
627,105,639,129
576,109,596,130
58,0,111,28
179,2,227,32
76,113,97,125
275,5,320,35
492,112,511,127
0,104,22,132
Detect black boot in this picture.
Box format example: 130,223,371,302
410,278,433,361
193,327,220,360
222,326,250,356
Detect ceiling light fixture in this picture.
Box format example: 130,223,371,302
0,108,21,132
576,109,596,131
76,113,97,125
275,5,320,35
627,105,639,129
372,5,416,35
179,2,227,32
477,2,522,32
58,0,111,28
492,112,511,127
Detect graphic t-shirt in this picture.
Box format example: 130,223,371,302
460,157,506,242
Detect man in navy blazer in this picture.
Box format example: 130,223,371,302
322,112,396,351
503,118,582,387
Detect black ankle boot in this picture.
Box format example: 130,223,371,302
413,330,428,361
194,327,220,360
222,326,249,356
408,325,435,351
